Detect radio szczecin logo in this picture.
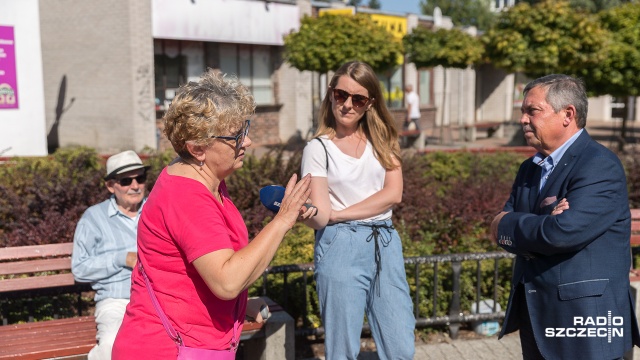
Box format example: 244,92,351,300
545,311,623,343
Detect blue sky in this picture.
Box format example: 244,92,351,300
376,0,422,15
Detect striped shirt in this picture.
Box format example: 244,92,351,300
71,196,145,302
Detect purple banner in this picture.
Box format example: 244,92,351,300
0,25,19,109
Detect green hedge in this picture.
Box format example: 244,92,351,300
1,144,638,328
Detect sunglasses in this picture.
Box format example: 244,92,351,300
210,120,251,152
331,88,372,109
116,174,147,187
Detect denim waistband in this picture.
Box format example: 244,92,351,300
327,219,395,297
327,218,394,230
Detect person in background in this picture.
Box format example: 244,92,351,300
491,74,640,359
112,69,315,358
404,84,420,132
301,61,415,360
72,150,149,360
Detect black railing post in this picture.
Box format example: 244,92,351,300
78,291,83,316
283,271,289,311
432,262,438,318
414,263,420,318
303,271,309,328
493,259,499,312
262,272,268,296
475,260,481,319
448,261,462,339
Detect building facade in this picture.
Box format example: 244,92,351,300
1,0,635,156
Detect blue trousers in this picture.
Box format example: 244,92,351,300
314,220,415,360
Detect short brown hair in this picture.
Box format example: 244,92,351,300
163,69,256,159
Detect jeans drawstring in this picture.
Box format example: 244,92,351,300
363,223,394,297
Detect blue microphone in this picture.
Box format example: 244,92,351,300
259,185,317,215
259,185,286,213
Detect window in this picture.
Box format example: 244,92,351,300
418,69,432,106
154,40,276,110
154,39,186,110
377,67,403,109
210,43,274,105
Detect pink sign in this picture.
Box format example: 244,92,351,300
0,25,18,109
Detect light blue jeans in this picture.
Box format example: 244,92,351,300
314,220,415,360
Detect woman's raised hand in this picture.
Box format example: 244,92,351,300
274,174,313,229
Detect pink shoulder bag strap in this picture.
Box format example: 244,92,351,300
138,262,241,353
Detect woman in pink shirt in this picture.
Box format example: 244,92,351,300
112,69,314,358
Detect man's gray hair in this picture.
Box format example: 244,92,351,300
523,74,588,128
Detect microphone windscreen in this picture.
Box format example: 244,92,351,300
259,185,286,213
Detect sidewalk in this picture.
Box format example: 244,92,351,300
412,333,521,360
300,333,522,360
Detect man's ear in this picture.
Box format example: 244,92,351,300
105,180,116,194
563,105,577,126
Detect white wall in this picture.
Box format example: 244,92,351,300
152,0,300,45
0,0,47,156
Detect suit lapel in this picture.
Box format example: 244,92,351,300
537,130,591,203
529,165,542,212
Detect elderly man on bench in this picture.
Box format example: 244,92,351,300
71,150,149,360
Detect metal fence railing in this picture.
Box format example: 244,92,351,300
256,251,516,339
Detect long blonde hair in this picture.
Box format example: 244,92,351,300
315,61,401,169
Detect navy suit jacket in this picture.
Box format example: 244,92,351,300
497,130,640,359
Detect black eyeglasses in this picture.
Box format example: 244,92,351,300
210,120,251,152
331,88,372,109
116,174,147,187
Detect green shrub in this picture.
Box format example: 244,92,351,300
3,144,638,332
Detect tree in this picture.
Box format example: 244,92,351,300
368,0,381,9
404,27,484,69
579,2,640,149
283,14,404,130
404,26,484,142
283,14,403,74
482,0,608,79
580,3,640,98
420,0,496,31
517,0,631,13
483,0,640,151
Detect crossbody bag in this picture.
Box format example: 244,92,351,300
139,263,240,360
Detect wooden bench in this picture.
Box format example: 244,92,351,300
399,129,421,149
0,243,294,360
463,121,503,141
0,243,93,359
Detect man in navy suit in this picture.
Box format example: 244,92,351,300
491,74,640,359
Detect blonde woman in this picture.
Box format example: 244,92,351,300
301,61,415,359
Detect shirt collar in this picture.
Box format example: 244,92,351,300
532,129,583,170
107,195,146,218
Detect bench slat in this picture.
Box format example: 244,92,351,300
0,243,73,261
0,258,72,276
0,329,96,351
0,317,96,360
0,317,95,338
0,344,94,360
0,273,76,293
